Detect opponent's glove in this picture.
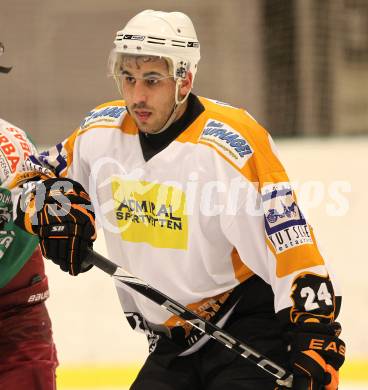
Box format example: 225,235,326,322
286,322,345,390
15,177,96,275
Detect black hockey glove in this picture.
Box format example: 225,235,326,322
285,322,345,390
15,177,96,275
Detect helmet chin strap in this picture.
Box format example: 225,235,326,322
152,79,190,134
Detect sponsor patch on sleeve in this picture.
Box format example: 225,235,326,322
199,119,253,168
262,182,313,253
0,126,37,185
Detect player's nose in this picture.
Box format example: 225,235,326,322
132,80,148,105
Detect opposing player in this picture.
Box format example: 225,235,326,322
15,11,344,389
0,42,58,390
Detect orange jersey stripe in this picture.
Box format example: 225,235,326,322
231,248,254,283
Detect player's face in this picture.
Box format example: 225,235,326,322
120,57,177,134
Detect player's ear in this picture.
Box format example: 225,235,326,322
179,71,193,99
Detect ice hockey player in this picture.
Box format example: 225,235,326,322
0,41,58,389
15,10,344,390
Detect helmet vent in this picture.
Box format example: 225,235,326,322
172,42,186,47
171,39,186,48
147,40,165,45
147,36,166,45
147,36,165,40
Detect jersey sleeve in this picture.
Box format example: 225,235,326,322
221,125,340,328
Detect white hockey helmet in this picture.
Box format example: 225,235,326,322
109,10,200,82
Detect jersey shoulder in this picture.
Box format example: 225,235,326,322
198,96,267,142
195,97,279,174
78,100,128,131
0,118,38,186
42,100,132,178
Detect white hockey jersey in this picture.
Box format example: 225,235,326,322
24,97,339,352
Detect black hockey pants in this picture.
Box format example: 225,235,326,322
130,309,289,390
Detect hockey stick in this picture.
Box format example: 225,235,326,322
84,248,293,388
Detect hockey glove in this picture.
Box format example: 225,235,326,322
286,322,345,390
15,177,96,275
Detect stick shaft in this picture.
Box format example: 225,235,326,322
84,249,293,387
